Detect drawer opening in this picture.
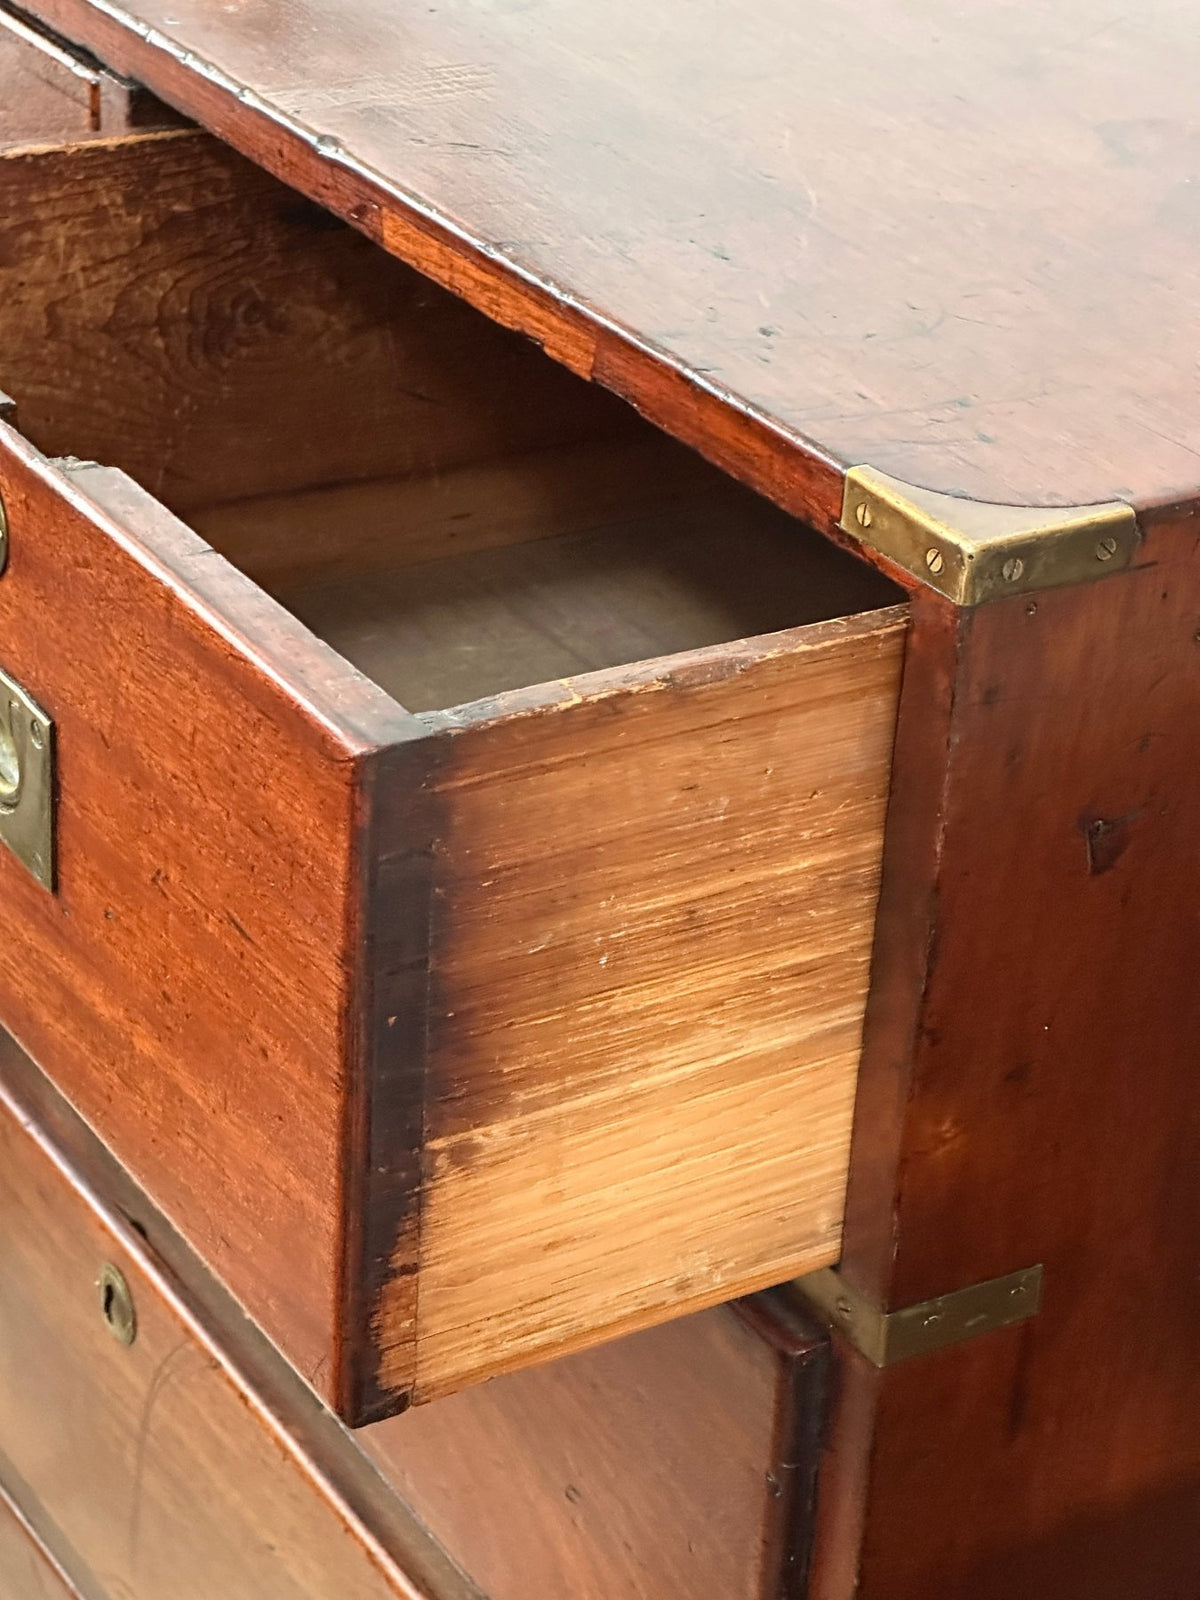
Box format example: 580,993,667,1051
0,130,899,715
193,460,900,714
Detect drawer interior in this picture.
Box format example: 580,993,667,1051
197,461,897,714
0,130,899,716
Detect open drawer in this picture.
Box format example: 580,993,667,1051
0,128,906,1421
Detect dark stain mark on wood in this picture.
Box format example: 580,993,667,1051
1080,807,1144,875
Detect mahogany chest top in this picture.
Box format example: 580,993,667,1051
17,0,1200,524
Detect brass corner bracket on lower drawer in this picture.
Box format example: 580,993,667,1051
840,466,1139,606
791,1263,1043,1367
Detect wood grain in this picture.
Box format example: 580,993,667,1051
812,510,1200,1596
0,129,907,1414
266,479,898,712
0,131,644,514
0,1488,81,1600
0,403,904,1416
17,0,1200,517
0,416,904,1414
408,609,906,1398
190,436,731,589
0,1074,472,1600
0,425,410,1405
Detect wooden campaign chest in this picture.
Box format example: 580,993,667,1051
0,1,1197,1595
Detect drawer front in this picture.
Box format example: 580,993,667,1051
3,1026,825,1600
0,1488,81,1600
0,4,177,145
0,422,404,1403
0,1077,450,1600
0,128,906,1420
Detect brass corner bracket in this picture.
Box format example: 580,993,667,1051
791,1264,1043,1367
840,466,1139,606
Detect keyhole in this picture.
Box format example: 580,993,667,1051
98,1263,137,1346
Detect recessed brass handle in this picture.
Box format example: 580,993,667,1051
0,665,54,890
0,492,8,576
98,1263,137,1347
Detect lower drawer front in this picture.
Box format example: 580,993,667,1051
0,1083,441,1600
0,1488,79,1600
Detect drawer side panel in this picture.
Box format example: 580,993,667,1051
411,608,907,1398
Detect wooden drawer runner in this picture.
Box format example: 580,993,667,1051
0,1,177,145
0,128,906,1421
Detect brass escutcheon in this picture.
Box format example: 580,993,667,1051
98,1263,137,1347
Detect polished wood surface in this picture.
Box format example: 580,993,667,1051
0,1488,81,1600
0,422,406,1407
0,1075,468,1600
17,0,1200,520
4,2,1198,1589
811,509,1200,1596
0,1028,831,1600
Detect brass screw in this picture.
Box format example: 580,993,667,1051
855,501,872,529
1095,535,1119,562
925,547,945,575
1001,557,1025,583
98,1263,137,1347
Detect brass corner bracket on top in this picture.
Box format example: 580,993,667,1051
839,465,1139,607
792,1263,1043,1368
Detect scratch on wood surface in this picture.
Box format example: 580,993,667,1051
127,1336,192,1569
